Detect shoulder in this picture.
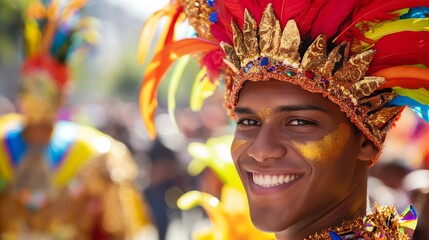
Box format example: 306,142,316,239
61,122,138,183
0,114,24,134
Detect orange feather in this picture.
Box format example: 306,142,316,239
137,3,182,64
140,39,220,138
374,66,429,90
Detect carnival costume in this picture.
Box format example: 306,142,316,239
139,0,429,239
0,0,152,238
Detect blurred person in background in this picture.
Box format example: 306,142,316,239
143,139,187,240
0,0,153,239
368,160,412,210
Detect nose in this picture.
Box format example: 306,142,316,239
247,126,287,162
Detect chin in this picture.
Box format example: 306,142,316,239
249,206,290,233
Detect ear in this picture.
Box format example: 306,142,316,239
357,135,379,162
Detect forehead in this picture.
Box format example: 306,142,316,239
22,74,60,97
236,80,333,108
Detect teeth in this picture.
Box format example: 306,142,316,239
252,173,300,188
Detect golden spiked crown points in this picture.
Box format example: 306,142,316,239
220,4,402,151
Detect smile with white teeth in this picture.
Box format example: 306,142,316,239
252,173,300,188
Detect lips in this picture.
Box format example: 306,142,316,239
252,173,301,188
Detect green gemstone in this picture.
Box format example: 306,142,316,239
286,71,295,77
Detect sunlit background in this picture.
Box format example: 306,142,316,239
1,0,429,239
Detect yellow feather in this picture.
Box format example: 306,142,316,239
167,56,190,134
393,87,429,105
190,67,218,111
362,18,429,48
24,19,42,56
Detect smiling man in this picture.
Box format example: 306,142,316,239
232,81,375,239
139,0,429,239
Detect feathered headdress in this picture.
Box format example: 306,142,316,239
139,0,429,164
21,0,99,90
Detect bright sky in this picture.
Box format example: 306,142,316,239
105,0,170,19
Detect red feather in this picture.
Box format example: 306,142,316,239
298,0,330,35
271,0,311,28
140,38,219,138
335,0,429,43
239,0,267,24
213,0,234,39
201,49,225,82
311,0,358,39
211,23,233,44
221,0,246,27
368,31,429,74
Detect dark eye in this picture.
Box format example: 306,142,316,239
237,118,260,126
288,119,313,126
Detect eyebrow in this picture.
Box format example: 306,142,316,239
234,104,328,115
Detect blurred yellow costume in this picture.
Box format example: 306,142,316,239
0,114,151,239
0,0,152,238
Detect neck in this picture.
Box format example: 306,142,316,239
276,164,368,240
22,122,55,146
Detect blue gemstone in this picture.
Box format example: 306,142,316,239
209,12,218,23
207,0,215,7
260,57,269,66
246,62,253,68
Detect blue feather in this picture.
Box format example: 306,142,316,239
51,30,69,55
329,231,343,240
387,96,429,122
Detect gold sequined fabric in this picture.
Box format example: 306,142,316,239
305,205,410,240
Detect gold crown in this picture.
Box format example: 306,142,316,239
220,4,402,150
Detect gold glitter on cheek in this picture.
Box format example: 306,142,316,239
231,138,247,152
292,123,351,164
258,105,272,124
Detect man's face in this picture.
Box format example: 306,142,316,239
19,73,62,125
231,80,366,233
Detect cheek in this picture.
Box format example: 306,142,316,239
292,123,351,165
231,138,247,153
